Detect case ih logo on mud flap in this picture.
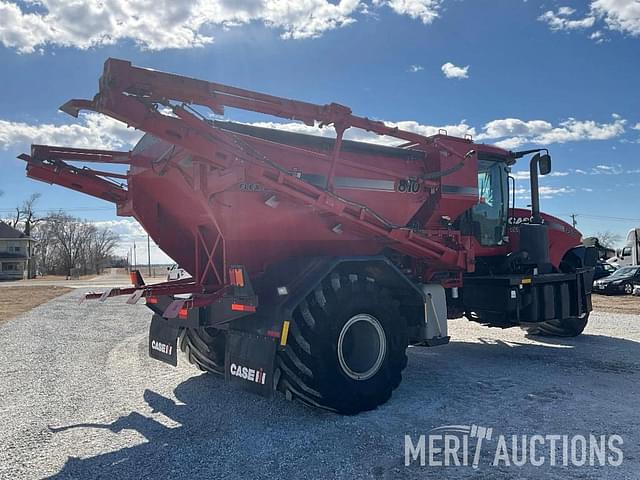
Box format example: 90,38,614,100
229,363,267,385
148,315,178,367
225,330,277,397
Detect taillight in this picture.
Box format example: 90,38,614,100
231,303,256,312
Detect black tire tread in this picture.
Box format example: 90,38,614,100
523,314,589,337
275,274,408,414
178,327,226,375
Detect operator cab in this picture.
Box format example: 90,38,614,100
458,149,552,248
457,153,510,246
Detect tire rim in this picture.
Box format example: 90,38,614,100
625,283,633,294
337,314,387,381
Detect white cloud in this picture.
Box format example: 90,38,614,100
0,113,142,150
633,122,640,130
573,164,636,175
538,1,640,40
408,64,424,73
0,0,363,53
591,163,624,175
539,186,575,198
510,171,570,180
592,0,640,37
375,0,442,24
558,6,577,16
441,62,469,79
514,186,576,199
538,7,596,31
477,115,626,149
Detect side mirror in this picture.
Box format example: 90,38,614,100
539,154,552,175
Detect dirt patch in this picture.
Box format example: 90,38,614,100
592,293,640,315
0,286,73,325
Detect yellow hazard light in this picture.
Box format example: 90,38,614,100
280,320,290,347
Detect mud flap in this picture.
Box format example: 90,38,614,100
225,331,276,397
148,315,179,367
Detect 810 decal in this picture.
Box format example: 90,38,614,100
397,178,421,194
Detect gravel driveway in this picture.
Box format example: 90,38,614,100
1,291,639,479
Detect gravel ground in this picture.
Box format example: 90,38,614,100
1,291,639,479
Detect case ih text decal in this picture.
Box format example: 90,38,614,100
151,340,173,356
229,363,268,385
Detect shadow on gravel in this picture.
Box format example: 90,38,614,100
47,374,332,479
46,334,640,479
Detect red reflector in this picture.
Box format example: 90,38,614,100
146,296,158,304
266,330,281,338
231,303,256,312
178,307,189,319
229,267,245,287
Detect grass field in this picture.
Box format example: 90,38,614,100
0,286,73,325
592,293,640,315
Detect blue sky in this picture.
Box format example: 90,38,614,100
1,0,639,261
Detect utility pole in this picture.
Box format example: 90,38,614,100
570,213,578,228
147,234,152,277
133,241,137,270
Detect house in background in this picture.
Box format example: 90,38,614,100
0,221,32,280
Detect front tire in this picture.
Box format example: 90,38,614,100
523,313,589,337
275,273,408,414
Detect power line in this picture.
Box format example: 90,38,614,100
552,212,640,223
0,207,113,212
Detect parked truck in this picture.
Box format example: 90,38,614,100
19,59,595,413
607,228,640,267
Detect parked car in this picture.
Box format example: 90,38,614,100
593,262,618,281
593,265,640,295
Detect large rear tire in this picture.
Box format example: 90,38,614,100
523,313,589,337
179,327,226,375
275,273,408,414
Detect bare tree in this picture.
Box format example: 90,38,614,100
46,213,87,278
20,194,41,278
33,213,120,277
20,193,42,237
594,231,622,249
89,227,119,274
32,220,55,276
